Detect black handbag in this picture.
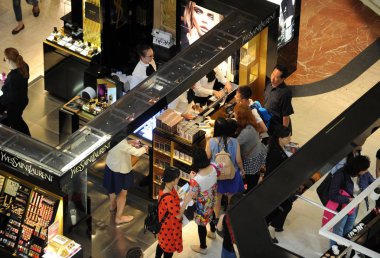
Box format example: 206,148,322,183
184,203,196,221
316,173,333,206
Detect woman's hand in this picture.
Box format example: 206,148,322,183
190,171,196,179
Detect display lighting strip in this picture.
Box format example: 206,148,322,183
59,134,111,173
319,177,380,258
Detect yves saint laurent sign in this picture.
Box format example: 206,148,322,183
70,140,111,179
0,150,55,183
242,12,277,44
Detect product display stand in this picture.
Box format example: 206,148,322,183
151,128,205,199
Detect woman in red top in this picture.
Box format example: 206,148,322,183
156,167,191,258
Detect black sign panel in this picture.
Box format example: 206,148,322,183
85,2,100,23
0,149,58,184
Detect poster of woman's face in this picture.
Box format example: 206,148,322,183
180,0,223,49
267,0,296,49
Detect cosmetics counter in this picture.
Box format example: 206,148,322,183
0,169,83,258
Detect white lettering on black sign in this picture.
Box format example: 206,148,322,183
0,150,53,182
70,141,111,178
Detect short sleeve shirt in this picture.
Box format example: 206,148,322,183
264,81,294,119
158,189,183,253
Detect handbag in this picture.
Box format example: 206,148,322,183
184,202,196,220
322,189,355,226
316,173,333,206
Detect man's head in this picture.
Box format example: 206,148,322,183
270,64,288,88
137,44,154,64
235,85,252,106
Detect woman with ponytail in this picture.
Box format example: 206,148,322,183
0,48,31,135
155,167,191,258
205,117,244,229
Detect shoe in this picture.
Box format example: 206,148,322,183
190,245,207,255
272,237,279,244
33,6,40,17
274,227,284,232
207,231,216,239
12,24,25,35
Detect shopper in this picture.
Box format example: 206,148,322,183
217,193,244,258
188,148,218,255
206,117,245,224
329,142,363,175
0,48,31,135
265,126,293,235
155,167,190,258
234,103,267,192
103,139,148,225
234,85,268,136
326,155,373,246
264,64,294,135
12,0,40,35
131,44,156,88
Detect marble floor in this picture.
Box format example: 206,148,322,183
0,0,379,257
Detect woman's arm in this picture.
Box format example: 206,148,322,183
217,214,225,231
206,138,212,159
235,142,245,175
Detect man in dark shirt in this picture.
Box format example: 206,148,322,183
264,64,294,135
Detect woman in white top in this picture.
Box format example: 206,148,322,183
103,139,148,224
188,148,218,255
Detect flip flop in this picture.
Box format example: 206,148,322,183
115,216,134,225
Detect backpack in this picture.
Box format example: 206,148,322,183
214,138,236,180
316,173,333,206
250,100,272,128
144,193,171,237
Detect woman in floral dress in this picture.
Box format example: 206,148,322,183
189,148,218,255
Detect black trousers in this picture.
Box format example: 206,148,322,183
198,221,216,249
155,244,173,258
244,173,261,193
267,199,293,230
1,104,30,136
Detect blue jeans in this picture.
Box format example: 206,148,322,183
330,207,358,247
13,0,39,21
221,247,236,258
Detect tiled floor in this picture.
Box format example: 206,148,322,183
0,0,379,258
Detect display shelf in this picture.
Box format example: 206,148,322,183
152,127,205,198
153,148,171,157
173,156,192,166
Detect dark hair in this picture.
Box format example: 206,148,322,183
268,126,291,150
4,47,29,78
126,247,143,258
136,44,152,57
344,155,370,177
237,86,252,100
160,167,180,190
226,118,238,137
213,117,229,151
192,147,210,170
274,64,288,79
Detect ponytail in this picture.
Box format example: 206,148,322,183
17,55,29,79
4,47,29,78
